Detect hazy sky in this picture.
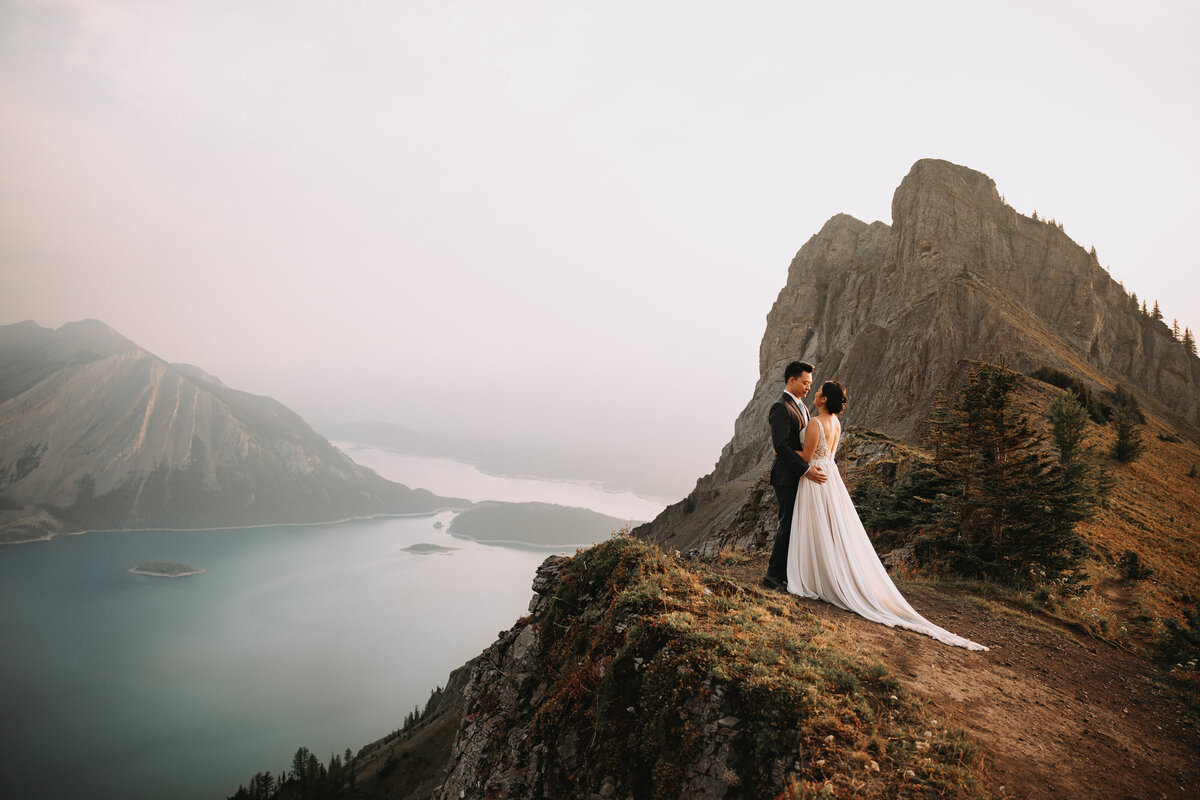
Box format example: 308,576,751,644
2,1,1198,498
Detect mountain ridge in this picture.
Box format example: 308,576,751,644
0,320,464,541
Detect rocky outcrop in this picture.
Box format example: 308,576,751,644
637,159,1200,552
435,549,757,800
349,538,992,800
0,320,462,540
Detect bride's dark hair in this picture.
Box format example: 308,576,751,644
821,380,848,414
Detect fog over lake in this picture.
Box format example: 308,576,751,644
336,442,667,521
0,449,652,800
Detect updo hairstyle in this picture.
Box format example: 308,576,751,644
821,380,848,414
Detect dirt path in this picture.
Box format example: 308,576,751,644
714,557,1200,800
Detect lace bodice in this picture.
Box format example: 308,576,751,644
811,418,838,461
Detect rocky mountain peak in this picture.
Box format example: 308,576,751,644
638,159,1200,554
892,158,1001,219
52,318,140,356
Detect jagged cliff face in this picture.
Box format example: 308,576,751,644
638,159,1200,552
0,320,453,540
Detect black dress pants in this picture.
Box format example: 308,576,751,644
766,481,799,580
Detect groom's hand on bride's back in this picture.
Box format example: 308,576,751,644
806,466,828,484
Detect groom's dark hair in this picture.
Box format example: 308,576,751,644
784,361,814,382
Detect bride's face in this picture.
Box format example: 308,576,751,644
814,389,825,408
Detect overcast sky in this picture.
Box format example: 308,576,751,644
2,1,1198,499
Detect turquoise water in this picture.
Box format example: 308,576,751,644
0,511,554,799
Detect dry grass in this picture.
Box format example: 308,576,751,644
1079,422,1200,619
529,538,998,799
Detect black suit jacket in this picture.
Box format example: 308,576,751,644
768,392,811,487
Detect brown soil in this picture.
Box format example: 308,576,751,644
715,555,1200,800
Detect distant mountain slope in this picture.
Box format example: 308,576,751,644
636,159,1200,555
0,320,463,542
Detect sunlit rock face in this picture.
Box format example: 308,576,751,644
0,319,451,540
637,159,1200,553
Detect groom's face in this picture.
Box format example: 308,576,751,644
788,372,813,399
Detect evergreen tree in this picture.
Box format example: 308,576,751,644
291,746,311,786
1089,245,1098,261
289,746,326,798
1110,405,1145,462
914,362,1088,586
1049,390,1089,461
1032,210,1039,221
250,772,273,800
1048,391,1114,520
1173,318,1181,339
345,748,357,790
1152,300,1164,321
1111,385,1145,423
403,705,419,729
1142,300,1148,315
1184,327,1197,357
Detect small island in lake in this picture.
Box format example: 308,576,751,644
402,543,460,555
129,562,205,578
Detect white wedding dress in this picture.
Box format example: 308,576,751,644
786,418,988,651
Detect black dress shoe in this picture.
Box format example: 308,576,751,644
761,575,785,590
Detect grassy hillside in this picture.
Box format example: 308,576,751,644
988,371,1200,645
1070,415,1200,642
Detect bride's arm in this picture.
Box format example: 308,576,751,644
799,421,819,463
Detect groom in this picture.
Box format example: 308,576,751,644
763,360,826,590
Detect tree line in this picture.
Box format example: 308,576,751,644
227,747,355,800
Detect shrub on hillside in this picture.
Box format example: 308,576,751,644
1110,385,1146,423
1157,604,1200,705
1110,405,1145,463
1118,549,1153,581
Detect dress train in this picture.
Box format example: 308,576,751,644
786,421,987,651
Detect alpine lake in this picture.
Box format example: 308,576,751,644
0,447,663,800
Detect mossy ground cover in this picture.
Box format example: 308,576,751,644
531,537,997,799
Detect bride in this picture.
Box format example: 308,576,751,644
786,380,988,651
